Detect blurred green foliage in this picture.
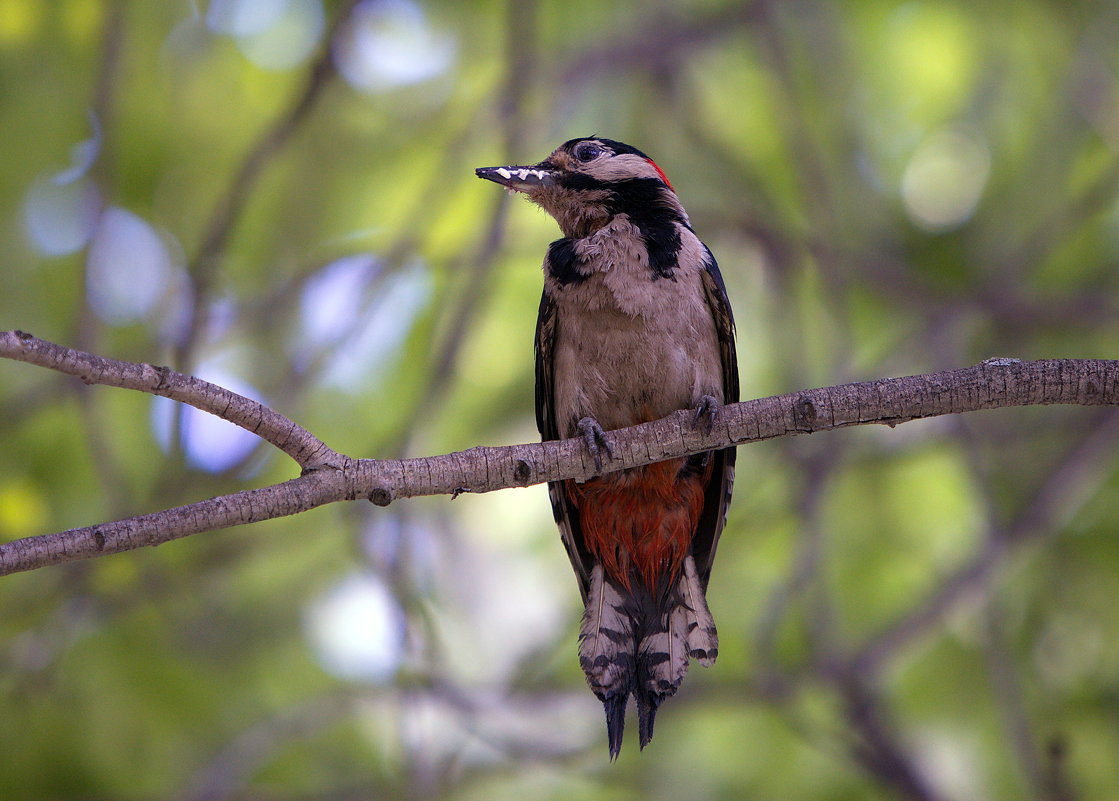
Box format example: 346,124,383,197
3,0,1119,799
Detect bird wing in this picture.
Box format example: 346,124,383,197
689,245,739,589
535,289,595,602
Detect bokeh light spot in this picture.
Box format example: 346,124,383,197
305,572,405,683
901,127,990,231
0,0,43,45
294,255,430,390
237,0,323,70
207,0,323,70
0,479,50,539
299,253,377,351
333,0,454,93
205,0,287,37
86,207,175,324
23,175,101,256
23,116,104,257
885,2,977,122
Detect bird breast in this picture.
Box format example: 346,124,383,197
547,217,724,436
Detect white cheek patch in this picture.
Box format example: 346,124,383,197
594,153,663,184
496,168,512,179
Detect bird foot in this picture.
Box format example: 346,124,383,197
576,416,612,473
693,395,720,433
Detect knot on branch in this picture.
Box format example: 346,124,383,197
513,459,532,485
152,364,173,392
369,487,393,507
793,394,819,430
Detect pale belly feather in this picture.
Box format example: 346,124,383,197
551,265,723,437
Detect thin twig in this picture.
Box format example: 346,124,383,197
840,675,943,801
72,0,130,514
753,446,840,680
173,0,361,374
388,0,536,458
981,592,1048,800
1,330,336,469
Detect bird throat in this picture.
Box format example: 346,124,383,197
529,187,614,239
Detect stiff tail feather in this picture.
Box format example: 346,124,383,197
681,554,719,665
579,557,719,758
579,564,636,760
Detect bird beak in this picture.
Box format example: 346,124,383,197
475,164,557,193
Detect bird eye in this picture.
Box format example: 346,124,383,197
573,143,602,162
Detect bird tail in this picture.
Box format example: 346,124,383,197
578,556,718,759
579,564,636,760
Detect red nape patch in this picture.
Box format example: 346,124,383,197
568,459,708,592
645,158,674,192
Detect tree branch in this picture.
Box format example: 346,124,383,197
1,330,336,469
2,329,1118,577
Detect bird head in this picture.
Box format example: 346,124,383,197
476,137,685,238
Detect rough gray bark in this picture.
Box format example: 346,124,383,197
2,329,1117,577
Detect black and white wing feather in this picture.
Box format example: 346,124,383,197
689,244,739,588
535,289,594,601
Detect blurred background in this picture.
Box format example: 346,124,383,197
3,0,1119,798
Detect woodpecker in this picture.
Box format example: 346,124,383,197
476,137,738,758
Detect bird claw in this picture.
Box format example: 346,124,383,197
693,395,720,433
576,416,612,473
